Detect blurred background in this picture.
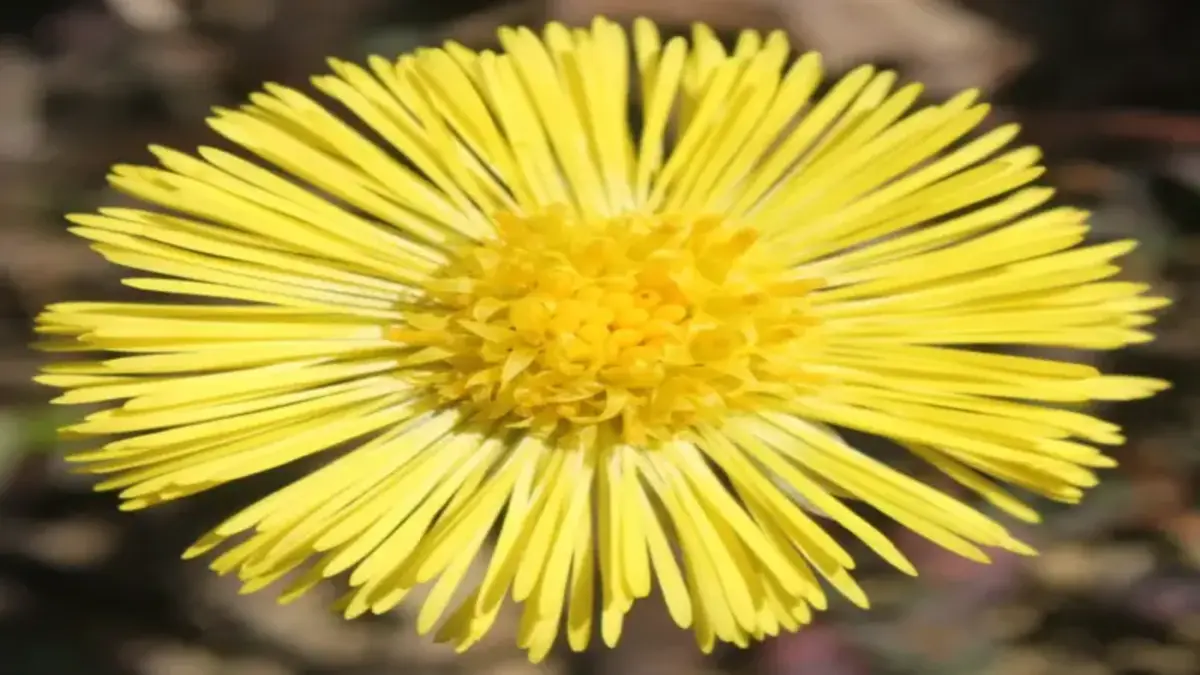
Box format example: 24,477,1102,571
1,0,1199,673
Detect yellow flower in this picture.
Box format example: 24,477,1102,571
36,16,1168,661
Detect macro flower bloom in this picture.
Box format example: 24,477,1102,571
36,16,1168,661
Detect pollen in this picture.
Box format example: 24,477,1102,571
386,207,823,443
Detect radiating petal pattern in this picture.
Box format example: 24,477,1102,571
36,17,1168,662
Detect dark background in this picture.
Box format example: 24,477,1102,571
1,1,1199,674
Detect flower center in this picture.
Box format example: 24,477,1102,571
387,207,822,444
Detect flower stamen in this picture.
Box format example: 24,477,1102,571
386,207,824,442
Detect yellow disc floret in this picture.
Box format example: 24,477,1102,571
387,207,823,443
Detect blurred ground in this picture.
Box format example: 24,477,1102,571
1,1,1199,674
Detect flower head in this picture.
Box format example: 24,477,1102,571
36,17,1168,661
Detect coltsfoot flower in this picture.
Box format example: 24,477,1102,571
36,17,1169,662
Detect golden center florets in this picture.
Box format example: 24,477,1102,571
387,208,822,443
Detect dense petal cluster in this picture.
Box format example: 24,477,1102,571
36,16,1168,662
391,208,824,444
